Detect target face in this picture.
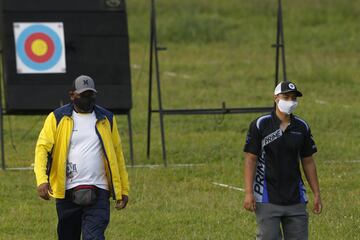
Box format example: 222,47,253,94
13,22,66,74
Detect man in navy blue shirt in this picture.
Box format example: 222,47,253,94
243,81,322,240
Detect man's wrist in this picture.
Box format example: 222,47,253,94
245,190,254,195
313,192,321,198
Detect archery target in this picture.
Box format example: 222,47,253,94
13,22,66,74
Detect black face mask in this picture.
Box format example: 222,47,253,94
73,96,95,112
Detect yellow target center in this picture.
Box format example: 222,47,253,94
31,39,48,56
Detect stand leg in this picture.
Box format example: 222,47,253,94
274,0,287,85
153,1,167,166
0,107,4,170
279,0,287,81
0,56,5,170
146,1,155,159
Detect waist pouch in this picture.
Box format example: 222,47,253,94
72,185,97,206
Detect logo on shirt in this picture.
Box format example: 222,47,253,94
254,152,266,201
66,162,78,180
254,129,283,203
262,129,282,148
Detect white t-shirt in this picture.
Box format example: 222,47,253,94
65,111,108,190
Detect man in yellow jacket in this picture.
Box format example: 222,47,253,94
34,75,129,240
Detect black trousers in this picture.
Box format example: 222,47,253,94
56,188,110,240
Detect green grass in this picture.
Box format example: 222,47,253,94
1,0,360,239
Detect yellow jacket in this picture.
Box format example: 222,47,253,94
34,104,129,200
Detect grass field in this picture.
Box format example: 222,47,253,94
1,0,360,239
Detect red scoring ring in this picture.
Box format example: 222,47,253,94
24,32,55,63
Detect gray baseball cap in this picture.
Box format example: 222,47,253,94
72,75,97,94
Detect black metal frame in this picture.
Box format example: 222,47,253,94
0,61,4,170
0,0,5,170
147,0,288,166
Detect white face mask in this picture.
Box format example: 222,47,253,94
277,99,298,115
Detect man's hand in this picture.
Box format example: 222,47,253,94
243,153,257,212
313,195,322,214
115,195,129,210
37,183,52,200
301,156,322,214
243,193,256,212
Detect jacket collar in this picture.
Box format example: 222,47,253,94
62,103,106,120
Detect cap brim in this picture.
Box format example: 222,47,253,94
75,88,97,94
281,89,303,97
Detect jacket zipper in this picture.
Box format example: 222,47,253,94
63,117,73,195
95,121,117,200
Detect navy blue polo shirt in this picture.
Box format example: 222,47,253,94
244,111,317,205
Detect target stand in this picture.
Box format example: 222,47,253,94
147,0,288,166
0,0,134,170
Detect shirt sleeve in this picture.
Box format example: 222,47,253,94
300,127,317,158
111,115,129,196
243,120,262,156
